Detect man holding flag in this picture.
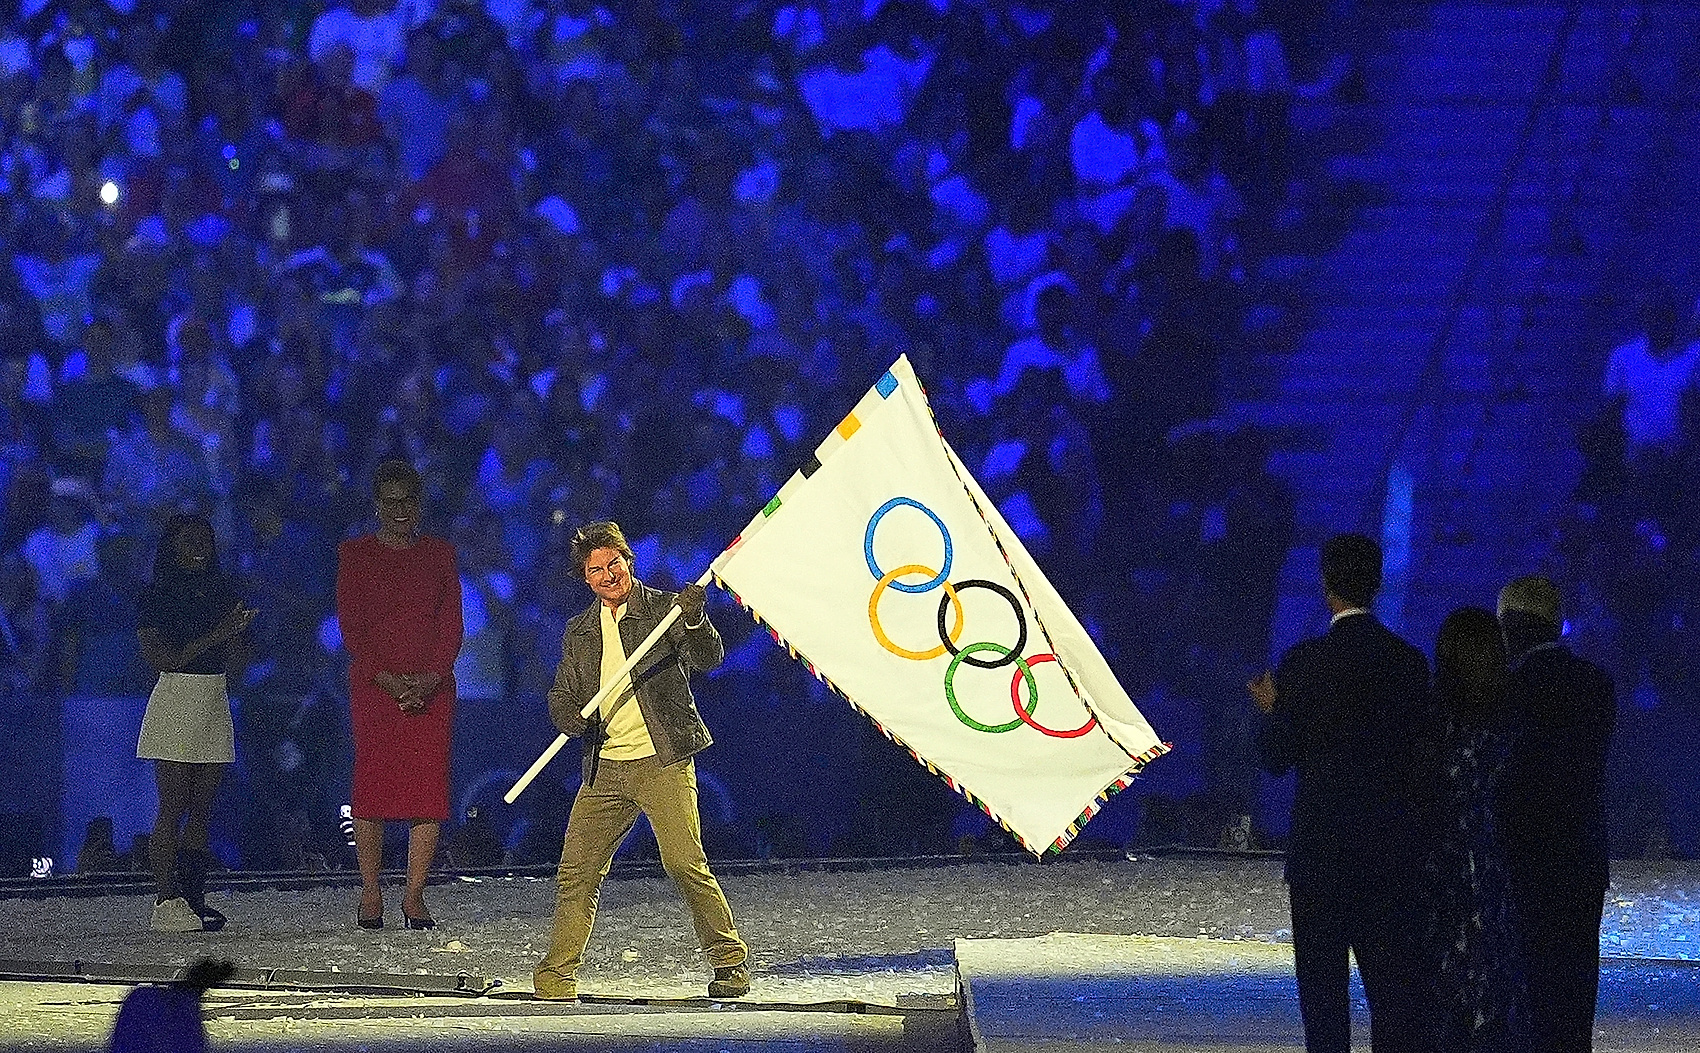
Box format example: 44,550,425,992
531,521,750,1001
510,356,1165,995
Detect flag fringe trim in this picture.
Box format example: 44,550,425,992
714,572,1171,857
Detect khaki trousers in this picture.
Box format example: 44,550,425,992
534,755,745,995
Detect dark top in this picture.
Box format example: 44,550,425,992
1496,642,1616,900
1258,612,1431,891
137,570,241,675
547,579,723,775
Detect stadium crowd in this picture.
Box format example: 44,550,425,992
0,0,1347,869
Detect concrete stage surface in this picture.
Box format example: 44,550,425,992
0,854,1694,1051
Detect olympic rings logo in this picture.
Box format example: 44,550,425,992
863,497,1097,739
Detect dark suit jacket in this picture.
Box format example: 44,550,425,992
546,580,723,779
1497,643,1615,901
1259,613,1430,892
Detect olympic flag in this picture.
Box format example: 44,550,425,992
713,355,1168,854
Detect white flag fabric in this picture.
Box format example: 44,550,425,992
712,355,1168,854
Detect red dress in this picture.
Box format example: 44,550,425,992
336,534,463,820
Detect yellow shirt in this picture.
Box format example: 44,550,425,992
598,601,655,760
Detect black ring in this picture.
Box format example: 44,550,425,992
936,579,1027,669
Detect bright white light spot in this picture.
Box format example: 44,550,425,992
99,181,120,206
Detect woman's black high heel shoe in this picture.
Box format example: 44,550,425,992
357,891,384,929
401,910,435,930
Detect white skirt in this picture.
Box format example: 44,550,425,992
137,672,235,765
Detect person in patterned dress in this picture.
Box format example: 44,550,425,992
1420,606,1528,1052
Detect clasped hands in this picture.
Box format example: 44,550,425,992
377,670,442,713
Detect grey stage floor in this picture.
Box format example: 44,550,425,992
0,855,1694,1050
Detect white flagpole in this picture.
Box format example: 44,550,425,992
504,563,719,804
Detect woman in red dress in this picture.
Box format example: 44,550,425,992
336,458,462,929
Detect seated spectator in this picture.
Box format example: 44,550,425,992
379,28,461,181
970,284,1111,414
798,30,934,138
166,317,240,416
452,511,516,707
98,22,187,140
0,259,46,359
167,323,242,503
402,113,512,267
0,548,50,699
232,477,337,642
1602,286,1698,463
1147,133,1243,279
52,320,139,467
473,412,549,571
773,2,830,59
531,7,606,96
103,390,214,526
984,190,1056,327
14,218,102,348
1071,69,1168,234
308,0,406,95
282,43,386,165
31,119,105,214
276,195,401,351
21,479,102,605
1008,61,1076,162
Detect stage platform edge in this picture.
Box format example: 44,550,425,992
954,933,1700,1053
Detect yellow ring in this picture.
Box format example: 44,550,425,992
869,564,964,660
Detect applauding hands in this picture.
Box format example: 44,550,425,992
1246,670,1277,715
214,602,259,641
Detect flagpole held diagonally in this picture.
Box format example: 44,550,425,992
503,563,720,804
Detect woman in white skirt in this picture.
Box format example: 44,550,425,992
136,514,255,932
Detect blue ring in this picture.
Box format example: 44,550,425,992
864,497,952,593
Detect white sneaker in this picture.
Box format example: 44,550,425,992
151,896,204,932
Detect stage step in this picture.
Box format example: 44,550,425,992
956,934,1315,1052
953,932,1700,1053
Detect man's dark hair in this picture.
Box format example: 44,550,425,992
1320,533,1382,607
570,521,635,574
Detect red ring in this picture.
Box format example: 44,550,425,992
1010,654,1098,738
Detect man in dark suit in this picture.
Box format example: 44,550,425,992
1496,575,1615,1053
1248,533,1429,1053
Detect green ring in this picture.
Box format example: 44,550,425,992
945,642,1038,733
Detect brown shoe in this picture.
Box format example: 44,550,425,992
532,973,578,1001
708,963,750,998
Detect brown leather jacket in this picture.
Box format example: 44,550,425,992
546,579,722,777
